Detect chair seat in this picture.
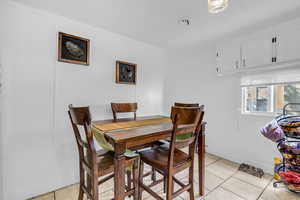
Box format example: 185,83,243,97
85,150,137,176
139,146,191,172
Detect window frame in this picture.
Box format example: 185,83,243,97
241,82,300,116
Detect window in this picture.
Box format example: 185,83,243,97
242,83,300,115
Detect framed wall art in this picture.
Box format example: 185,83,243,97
58,32,90,65
116,61,137,85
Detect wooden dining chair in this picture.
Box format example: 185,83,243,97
68,104,139,200
138,106,204,200
111,102,137,121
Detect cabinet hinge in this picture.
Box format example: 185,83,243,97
272,37,278,43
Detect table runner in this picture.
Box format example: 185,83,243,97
93,117,171,132
91,117,171,158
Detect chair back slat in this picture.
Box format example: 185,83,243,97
174,102,200,107
68,105,91,125
111,102,137,120
170,106,201,127
175,136,196,148
78,139,89,149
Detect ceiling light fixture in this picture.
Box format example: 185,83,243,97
208,0,228,14
178,18,191,26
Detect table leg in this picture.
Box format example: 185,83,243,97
114,143,126,200
198,123,206,196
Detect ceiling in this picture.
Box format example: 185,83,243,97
12,0,300,48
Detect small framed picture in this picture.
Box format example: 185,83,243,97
116,61,137,85
58,32,90,65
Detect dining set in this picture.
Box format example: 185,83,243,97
68,102,206,200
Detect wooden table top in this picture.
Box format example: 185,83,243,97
93,115,165,125
93,115,195,147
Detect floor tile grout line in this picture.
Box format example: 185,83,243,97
231,175,272,191
218,170,248,200
255,178,274,200
205,158,220,167
220,187,247,200
204,168,242,199
205,165,236,180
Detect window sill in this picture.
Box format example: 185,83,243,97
240,112,280,118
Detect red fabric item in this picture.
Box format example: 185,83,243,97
279,171,300,184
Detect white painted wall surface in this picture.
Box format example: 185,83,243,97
164,45,280,174
0,17,2,200
0,1,165,199
0,2,10,199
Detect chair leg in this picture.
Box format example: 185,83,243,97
132,159,139,200
78,165,84,200
189,164,195,200
151,143,157,182
151,167,156,182
163,175,167,193
138,160,144,200
166,175,173,200
92,175,99,200
127,171,132,196
87,174,92,199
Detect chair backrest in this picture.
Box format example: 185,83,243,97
111,102,138,121
168,106,204,169
68,104,97,167
174,102,200,107
174,102,205,111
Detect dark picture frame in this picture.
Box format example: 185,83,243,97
58,32,90,65
116,61,137,85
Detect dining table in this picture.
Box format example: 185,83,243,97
92,115,206,200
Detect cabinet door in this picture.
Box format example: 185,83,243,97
216,40,241,75
276,19,300,62
241,30,273,68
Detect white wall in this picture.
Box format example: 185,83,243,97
164,45,280,174
0,2,9,199
0,1,165,199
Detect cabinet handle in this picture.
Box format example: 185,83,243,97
243,59,246,67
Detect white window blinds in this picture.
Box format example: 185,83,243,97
240,68,300,87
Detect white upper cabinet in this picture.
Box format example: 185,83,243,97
276,19,300,63
216,17,300,75
240,30,273,68
216,39,241,75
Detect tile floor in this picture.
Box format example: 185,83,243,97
30,153,300,200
